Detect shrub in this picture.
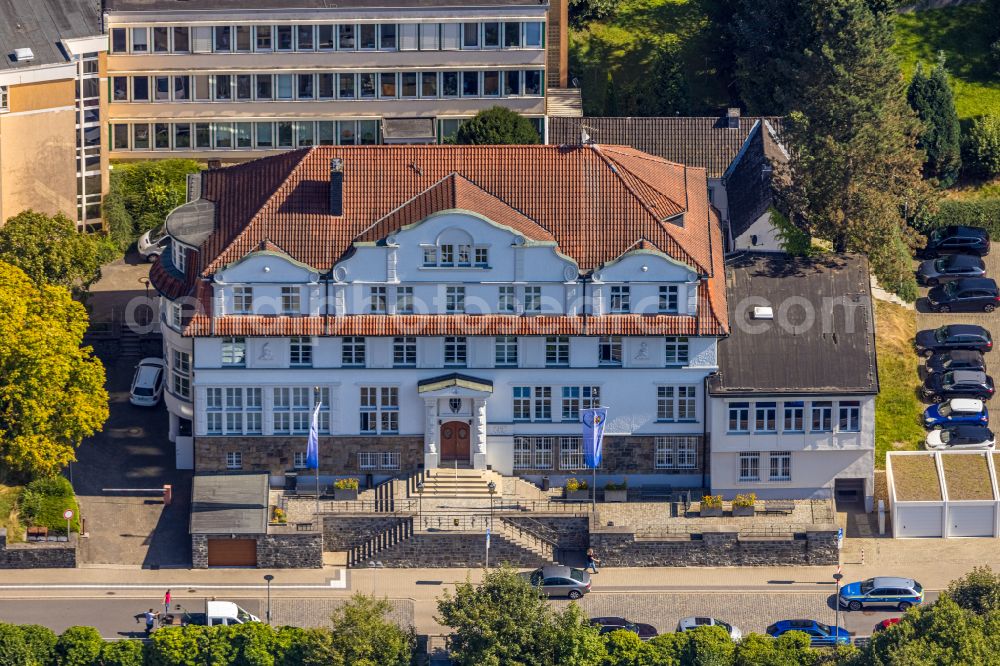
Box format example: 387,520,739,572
18,476,79,534
964,114,1000,178
104,159,202,251
918,198,1000,241
565,478,589,492
18,625,57,664
53,626,103,666
98,640,144,666
455,107,540,145
701,495,723,509
271,507,286,523
733,493,757,508
604,480,627,491
333,478,359,491
0,624,32,666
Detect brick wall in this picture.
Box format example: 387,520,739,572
196,436,424,476
257,531,323,568
501,515,589,551
0,529,76,569
512,436,704,475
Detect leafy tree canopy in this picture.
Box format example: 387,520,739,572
0,262,108,480
328,595,415,666
103,159,202,251
907,56,962,187
964,114,1000,178
569,0,621,27
455,107,541,145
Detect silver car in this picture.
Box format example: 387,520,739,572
521,565,591,599
137,224,169,262
676,616,742,641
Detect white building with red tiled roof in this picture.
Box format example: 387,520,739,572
151,144,727,485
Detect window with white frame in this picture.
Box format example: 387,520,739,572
784,401,804,432
559,436,586,470
513,386,552,421
290,387,313,433
342,336,365,366
523,286,541,313
728,402,750,433
293,451,308,469
754,402,777,432
369,286,387,313
659,285,679,313
439,244,455,266
495,336,518,367
273,387,292,434
738,451,760,481
655,436,698,470
444,336,467,366
456,243,472,266
206,387,264,435
598,336,622,366
394,286,413,314
657,386,697,421
171,349,191,399
206,388,223,434
513,436,554,470
393,337,416,366
811,401,833,432
561,386,600,421
769,451,791,481
360,386,398,433
172,243,187,273
545,336,569,366
358,451,400,470
445,286,465,313
169,301,184,329
664,337,689,365
498,286,515,313
221,337,246,366
610,285,630,313
838,401,861,432
233,286,253,314
475,247,489,267
513,437,532,470
226,451,242,469
289,336,313,367
280,286,301,314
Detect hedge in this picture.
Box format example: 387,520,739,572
918,198,1000,240
17,477,80,535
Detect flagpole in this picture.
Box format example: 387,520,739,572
314,387,321,519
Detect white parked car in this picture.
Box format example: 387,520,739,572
925,425,995,450
137,224,169,262
676,617,742,641
130,358,166,407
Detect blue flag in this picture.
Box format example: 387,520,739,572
582,407,608,468
306,403,321,469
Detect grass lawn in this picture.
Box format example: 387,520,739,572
874,301,926,468
946,177,1000,201
894,3,1000,120
569,0,728,116
0,485,24,542
891,455,942,501
941,453,994,501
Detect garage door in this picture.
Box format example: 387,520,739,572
207,539,257,566
949,505,996,537
896,506,943,538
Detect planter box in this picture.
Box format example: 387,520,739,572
566,490,591,501
700,507,723,518
604,489,628,503
733,505,756,517
334,488,358,501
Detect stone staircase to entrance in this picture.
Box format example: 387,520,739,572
419,468,504,499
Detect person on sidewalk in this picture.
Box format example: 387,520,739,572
144,609,160,636
586,548,600,574
163,589,172,617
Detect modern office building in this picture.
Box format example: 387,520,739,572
0,0,108,230
104,0,573,161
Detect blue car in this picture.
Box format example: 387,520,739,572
838,577,924,611
766,620,851,646
924,398,989,430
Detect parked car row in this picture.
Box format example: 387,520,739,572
918,226,996,313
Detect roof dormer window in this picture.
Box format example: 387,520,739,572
172,242,187,274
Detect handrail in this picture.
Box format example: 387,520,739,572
498,517,557,553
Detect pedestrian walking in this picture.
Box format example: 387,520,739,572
163,589,172,617
586,548,600,574
144,608,160,636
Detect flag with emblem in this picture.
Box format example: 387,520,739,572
582,407,608,468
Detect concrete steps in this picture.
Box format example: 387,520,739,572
420,468,503,499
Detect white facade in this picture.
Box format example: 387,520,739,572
732,210,782,253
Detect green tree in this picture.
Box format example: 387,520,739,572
455,107,541,145
569,0,621,27
0,210,115,293
681,625,735,666
98,640,145,666
617,41,689,117
329,595,414,666
602,629,648,666
282,628,340,666
733,632,816,666
778,0,935,300
906,56,962,187
18,625,57,665
945,565,1000,614
103,159,201,250
964,114,1000,178
53,626,103,666
0,262,108,480
0,624,33,666
546,603,606,666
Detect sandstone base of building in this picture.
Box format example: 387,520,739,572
195,436,424,476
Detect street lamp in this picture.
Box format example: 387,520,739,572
416,480,424,522
138,276,151,325
833,570,844,644
487,481,497,531
263,574,274,624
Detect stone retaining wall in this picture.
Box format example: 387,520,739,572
196,436,424,476
0,529,76,569
322,515,411,552
589,525,839,567
373,531,547,568
257,531,323,568
501,515,589,551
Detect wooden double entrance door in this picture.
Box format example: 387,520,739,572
439,421,470,463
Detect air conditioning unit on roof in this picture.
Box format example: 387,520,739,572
13,48,34,62
752,306,774,320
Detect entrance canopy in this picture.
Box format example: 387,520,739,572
417,373,493,397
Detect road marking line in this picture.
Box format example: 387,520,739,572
0,568,347,590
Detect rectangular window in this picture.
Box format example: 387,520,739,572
226,451,242,470
235,25,252,51
153,26,169,52
769,451,791,481
495,336,518,367
462,71,479,96
838,401,861,432
359,73,376,98
444,336,467,366
739,452,760,482
214,26,231,52
272,387,291,434
483,71,500,96
657,386,696,421
559,437,585,470
659,285,679,313
811,401,833,432
173,75,190,101
297,74,314,99
503,22,521,47
255,25,272,51
728,402,750,433
421,72,438,97
289,337,313,367
297,25,314,50
513,436,554,470
318,25,334,50
359,24,376,49
280,286,300,314
441,23,461,50
173,123,191,149
293,451,307,470
393,337,416,367
131,28,149,53
401,72,417,97
504,70,521,96
192,27,212,53
379,72,397,98
214,74,231,101
664,337,689,365
522,286,541,313
133,77,150,102
419,23,438,50
113,77,129,101
256,122,273,148
561,386,600,421
369,286,387,313
318,121,334,144
524,70,542,95
154,76,170,101
111,28,127,53
445,286,465,313
338,24,355,49
599,336,622,366
524,22,543,47
194,75,210,101
783,401,804,432
395,286,413,314
514,386,554,422
221,337,246,366
154,123,170,149
342,336,365,366
513,386,532,421
195,123,211,148
498,286,515,313
545,337,569,367
360,386,398,434
338,73,356,99
475,247,489,267
483,22,500,48
610,286,630,313
132,123,150,150
399,24,418,50
463,22,480,48
513,437,532,470
318,73,334,99
655,436,699,470
442,71,459,97
755,402,777,432
276,25,293,50
380,24,397,49
236,75,252,100
112,123,129,150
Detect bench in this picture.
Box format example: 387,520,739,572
763,501,795,515
26,526,48,541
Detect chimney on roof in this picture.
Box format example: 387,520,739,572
330,158,344,217
726,107,741,129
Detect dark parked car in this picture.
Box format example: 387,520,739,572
589,617,658,641
915,325,994,357
925,349,987,374
926,278,999,313
521,565,591,599
917,254,987,285
922,370,995,403
924,225,990,257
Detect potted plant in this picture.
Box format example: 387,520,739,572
700,494,723,517
333,478,360,501
564,478,591,501
270,507,287,525
604,479,628,503
732,493,757,517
